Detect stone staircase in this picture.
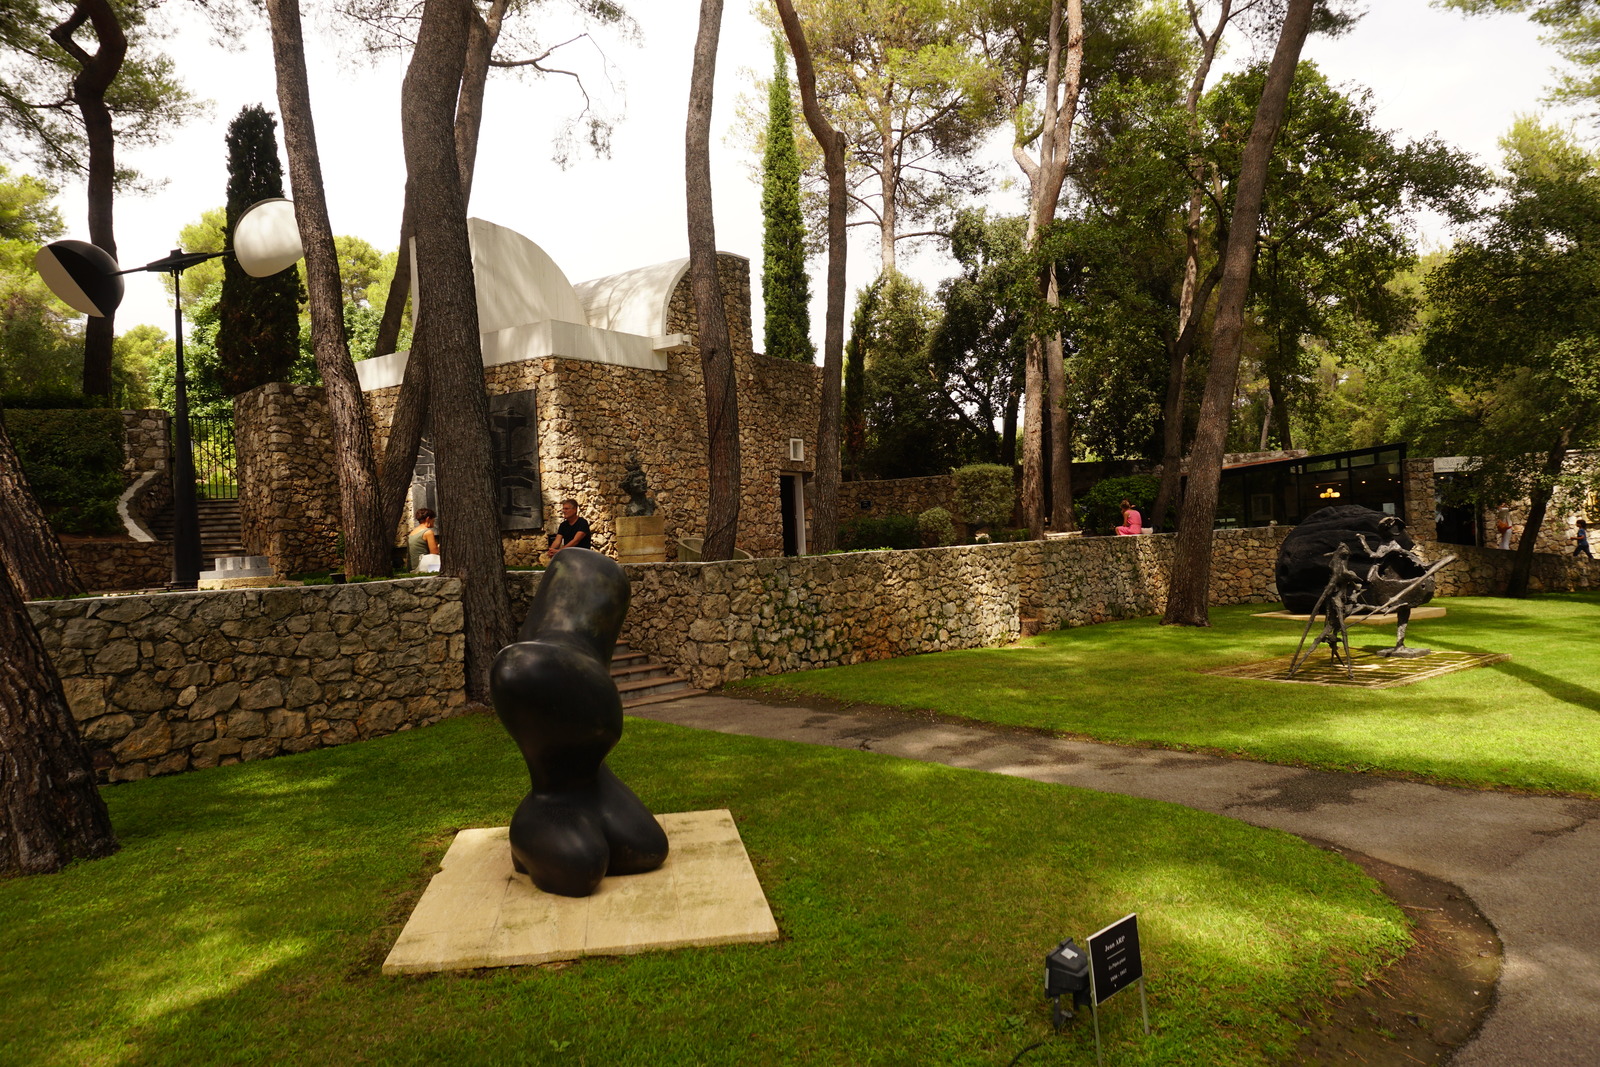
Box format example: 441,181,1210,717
147,499,246,571
611,643,702,709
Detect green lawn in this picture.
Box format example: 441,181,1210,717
735,593,1600,797
0,714,1408,1066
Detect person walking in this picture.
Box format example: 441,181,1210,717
1496,504,1513,550
1576,519,1593,560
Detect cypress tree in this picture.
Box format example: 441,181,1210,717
217,105,301,396
761,40,814,363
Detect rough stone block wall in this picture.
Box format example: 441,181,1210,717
61,539,172,592
235,383,342,576
839,476,957,523
28,579,468,783
1403,459,1435,537
569,527,1293,690
120,409,170,477
1431,543,1598,597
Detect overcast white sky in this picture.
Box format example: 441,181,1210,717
36,1,1580,342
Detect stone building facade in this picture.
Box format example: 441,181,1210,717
237,233,821,576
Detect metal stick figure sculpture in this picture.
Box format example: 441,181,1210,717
489,548,668,897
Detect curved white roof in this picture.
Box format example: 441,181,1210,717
573,257,691,338
466,218,589,333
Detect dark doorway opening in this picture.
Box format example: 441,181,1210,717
780,474,805,556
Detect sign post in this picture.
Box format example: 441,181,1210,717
1086,913,1150,1066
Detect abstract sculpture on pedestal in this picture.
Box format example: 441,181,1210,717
1276,505,1456,679
489,547,668,897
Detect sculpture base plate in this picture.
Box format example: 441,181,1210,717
1202,648,1507,689
381,809,778,975
1253,605,1447,625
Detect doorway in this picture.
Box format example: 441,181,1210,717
780,474,806,556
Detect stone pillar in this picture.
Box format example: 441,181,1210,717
235,383,342,577
1402,459,1436,540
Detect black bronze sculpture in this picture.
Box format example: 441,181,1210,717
489,547,668,896
1275,505,1455,678
621,454,656,517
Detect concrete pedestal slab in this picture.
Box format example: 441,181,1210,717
382,809,778,975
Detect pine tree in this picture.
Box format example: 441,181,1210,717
217,105,301,396
761,39,814,363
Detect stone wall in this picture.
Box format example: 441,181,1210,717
61,539,171,592
839,476,957,522
533,527,1292,690
33,526,1596,781
120,409,170,477
29,579,469,783
1403,459,1435,537
1432,542,1599,597
235,383,342,577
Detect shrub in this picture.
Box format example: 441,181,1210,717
917,506,955,547
840,513,920,551
1078,474,1162,534
7,408,126,535
951,463,1015,528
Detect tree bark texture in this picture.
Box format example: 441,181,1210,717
775,0,845,553
50,0,125,399
0,551,116,877
0,414,81,599
1016,0,1082,538
402,0,513,699
265,0,392,580
1153,1,1236,534
375,0,505,529
1164,0,1315,627
686,0,741,561
1508,430,1569,598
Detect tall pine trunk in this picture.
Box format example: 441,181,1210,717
0,414,82,599
776,0,846,553
50,0,125,399
401,0,513,698
1164,0,1315,626
0,550,116,876
1016,0,1082,538
265,0,392,580
687,0,741,560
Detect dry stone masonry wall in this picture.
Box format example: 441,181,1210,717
29,579,469,782
34,527,1596,781
235,383,343,576
838,476,957,522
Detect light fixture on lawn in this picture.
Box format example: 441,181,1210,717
1044,936,1091,1028
35,199,304,590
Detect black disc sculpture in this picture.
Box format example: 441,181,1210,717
489,548,668,897
1276,505,1455,677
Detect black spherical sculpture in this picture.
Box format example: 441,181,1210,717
489,547,668,897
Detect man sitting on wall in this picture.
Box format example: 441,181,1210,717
548,499,593,556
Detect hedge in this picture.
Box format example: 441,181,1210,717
6,408,126,535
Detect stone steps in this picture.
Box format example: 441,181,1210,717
146,499,246,570
611,644,700,709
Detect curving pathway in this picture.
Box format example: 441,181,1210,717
632,693,1600,1067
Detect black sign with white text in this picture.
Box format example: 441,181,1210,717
1088,913,1143,1006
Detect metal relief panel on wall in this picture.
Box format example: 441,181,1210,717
410,433,438,516
490,390,541,530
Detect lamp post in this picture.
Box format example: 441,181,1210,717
135,249,227,588
35,200,303,591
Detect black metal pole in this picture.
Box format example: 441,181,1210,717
169,262,202,589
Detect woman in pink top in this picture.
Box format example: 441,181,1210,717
1116,499,1142,536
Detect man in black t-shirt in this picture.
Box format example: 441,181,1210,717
549,498,593,556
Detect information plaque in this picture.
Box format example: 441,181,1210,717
1088,912,1143,1005
1084,913,1150,1065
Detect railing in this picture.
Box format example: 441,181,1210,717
185,415,238,500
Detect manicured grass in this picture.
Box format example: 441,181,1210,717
1,714,1408,1066
735,593,1600,797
